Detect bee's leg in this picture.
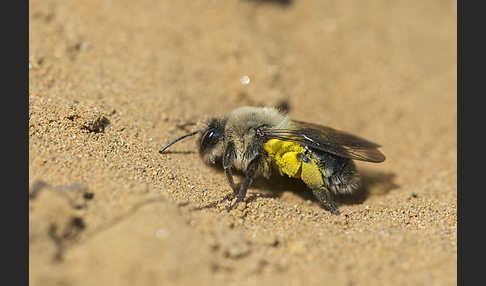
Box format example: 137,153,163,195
298,153,340,215
223,142,238,195
311,186,340,215
225,169,239,196
228,157,260,210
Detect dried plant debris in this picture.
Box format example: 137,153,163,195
65,110,110,133
82,115,110,133
29,98,113,135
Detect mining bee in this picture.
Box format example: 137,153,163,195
159,106,385,215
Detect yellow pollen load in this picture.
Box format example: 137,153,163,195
264,139,324,189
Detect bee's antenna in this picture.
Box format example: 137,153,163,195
159,130,200,154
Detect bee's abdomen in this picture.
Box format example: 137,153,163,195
325,160,360,194
264,139,361,194
307,148,361,194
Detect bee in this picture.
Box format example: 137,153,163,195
159,106,385,215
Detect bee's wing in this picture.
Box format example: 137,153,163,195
262,120,385,163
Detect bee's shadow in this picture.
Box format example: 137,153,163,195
253,169,398,206
208,163,399,207
336,169,399,205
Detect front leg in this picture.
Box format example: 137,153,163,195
223,142,238,195
229,156,260,210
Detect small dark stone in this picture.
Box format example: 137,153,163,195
83,192,95,200
71,217,86,230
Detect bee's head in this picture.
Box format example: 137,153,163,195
159,118,226,164
197,118,226,164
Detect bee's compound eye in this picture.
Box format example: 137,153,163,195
200,128,221,153
206,130,220,144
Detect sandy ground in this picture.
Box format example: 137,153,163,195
29,0,457,285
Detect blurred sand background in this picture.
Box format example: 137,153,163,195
29,0,457,285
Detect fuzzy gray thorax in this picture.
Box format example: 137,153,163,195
224,107,290,171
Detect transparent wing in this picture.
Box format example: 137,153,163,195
262,120,386,163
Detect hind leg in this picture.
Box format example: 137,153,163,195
298,153,340,215
310,187,339,215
